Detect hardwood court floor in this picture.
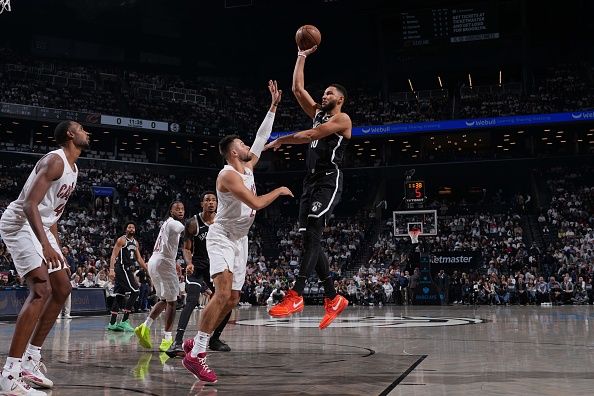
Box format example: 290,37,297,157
1,304,593,395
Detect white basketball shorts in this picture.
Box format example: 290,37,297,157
206,224,248,291
0,215,66,278
147,255,179,302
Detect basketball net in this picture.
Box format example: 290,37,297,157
0,0,11,14
408,228,421,244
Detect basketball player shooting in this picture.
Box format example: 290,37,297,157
0,121,89,394
265,43,352,329
182,80,293,383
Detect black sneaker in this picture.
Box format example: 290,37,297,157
208,338,231,352
165,341,185,358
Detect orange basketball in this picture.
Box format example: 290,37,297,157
295,25,321,50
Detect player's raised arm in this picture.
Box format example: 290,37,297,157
264,112,352,151
248,80,282,168
219,170,293,211
292,45,319,119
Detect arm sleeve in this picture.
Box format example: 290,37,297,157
249,111,276,159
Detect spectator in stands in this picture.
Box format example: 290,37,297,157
548,277,563,305
81,272,96,288
561,275,574,304
436,270,450,305
0,274,9,288
536,277,549,304
526,278,537,304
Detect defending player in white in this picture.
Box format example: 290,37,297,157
182,80,293,383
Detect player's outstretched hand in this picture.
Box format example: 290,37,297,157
264,138,282,152
277,187,294,197
298,45,318,57
42,244,65,269
186,263,194,276
268,80,282,106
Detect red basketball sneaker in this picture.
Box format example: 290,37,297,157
182,352,217,383
319,294,348,329
183,338,194,355
268,289,304,318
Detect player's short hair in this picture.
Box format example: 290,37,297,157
219,134,241,158
201,191,216,201
124,221,137,232
330,83,348,104
54,120,74,146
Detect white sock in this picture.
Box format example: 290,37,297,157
163,331,172,341
190,331,210,358
3,357,22,376
144,317,154,328
24,344,42,361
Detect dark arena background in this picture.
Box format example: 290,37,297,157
0,0,593,395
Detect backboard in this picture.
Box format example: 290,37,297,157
393,209,437,237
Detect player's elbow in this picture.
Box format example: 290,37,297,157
22,201,36,217
292,85,304,96
249,199,264,211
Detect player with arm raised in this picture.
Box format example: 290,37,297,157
266,44,351,329
182,80,293,383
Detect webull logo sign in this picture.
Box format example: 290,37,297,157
465,119,496,127
571,111,594,120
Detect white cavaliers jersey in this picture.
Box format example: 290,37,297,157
151,217,185,262
2,148,78,229
212,165,256,239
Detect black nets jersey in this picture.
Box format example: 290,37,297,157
192,214,210,272
118,237,138,270
306,110,347,173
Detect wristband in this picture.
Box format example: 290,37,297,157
298,52,307,58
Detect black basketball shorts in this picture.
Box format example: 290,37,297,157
298,169,343,230
114,265,139,294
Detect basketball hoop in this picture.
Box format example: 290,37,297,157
0,0,11,14
408,228,421,244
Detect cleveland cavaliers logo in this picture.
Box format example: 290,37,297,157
56,183,75,200
237,315,483,328
54,182,75,216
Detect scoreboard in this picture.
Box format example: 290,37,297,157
405,181,426,203
400,4,499,47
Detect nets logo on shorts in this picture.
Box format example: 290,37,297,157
237,315,483,328
311,201,322,213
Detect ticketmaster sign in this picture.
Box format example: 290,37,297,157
430,251,481,268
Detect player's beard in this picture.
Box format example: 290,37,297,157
321,99,336,112
241,151,252,162
76,136,90,150
127,231,135,237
